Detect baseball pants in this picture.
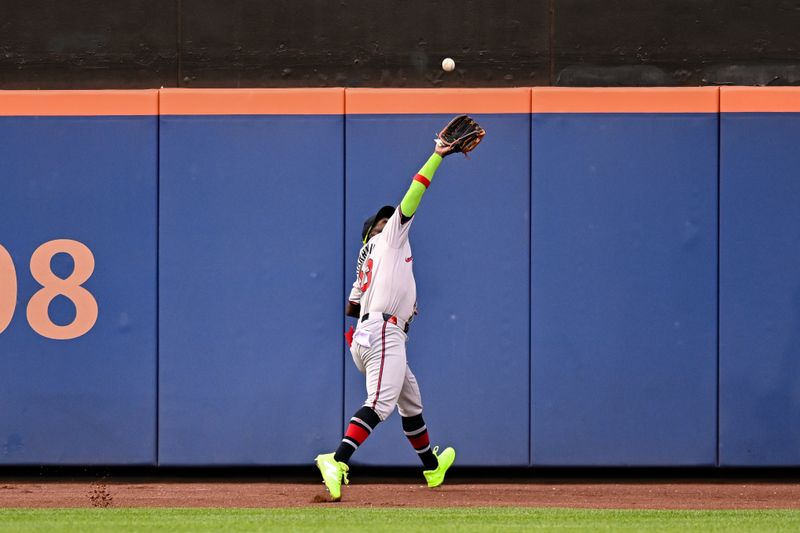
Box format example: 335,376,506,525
350,317,423,421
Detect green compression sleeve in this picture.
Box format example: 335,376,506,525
399,153,442,218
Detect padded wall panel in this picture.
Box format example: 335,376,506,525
719,88,800,466
531,89,718,465
0,91,158,464
158,90,344,465
343,89,531,466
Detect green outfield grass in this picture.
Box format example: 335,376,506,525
1,507,799,532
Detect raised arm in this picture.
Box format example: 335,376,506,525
399,143,453,222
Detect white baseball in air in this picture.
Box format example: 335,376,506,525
441,57,455,72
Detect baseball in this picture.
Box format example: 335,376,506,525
441,58,455,72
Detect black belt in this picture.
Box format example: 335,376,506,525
361,312,409,333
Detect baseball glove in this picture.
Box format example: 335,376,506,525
435,114,486,155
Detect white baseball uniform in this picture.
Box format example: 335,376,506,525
348,207,423,421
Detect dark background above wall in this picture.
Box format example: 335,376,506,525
2,0,800,89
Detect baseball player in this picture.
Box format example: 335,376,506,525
315,116,485,501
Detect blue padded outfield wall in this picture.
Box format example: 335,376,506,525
0,92,158,464
719,88,800,466
1,87,799,466
157,90,346,465
530,102,719,465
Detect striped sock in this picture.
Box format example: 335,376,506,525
333,406,381,464
402,414,438,470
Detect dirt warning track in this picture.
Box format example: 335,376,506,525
2,480,800,509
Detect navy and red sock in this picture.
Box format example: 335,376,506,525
334,406,381,464
332,407,439,471
402,414,438,470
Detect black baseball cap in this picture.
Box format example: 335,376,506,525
361,205,395,243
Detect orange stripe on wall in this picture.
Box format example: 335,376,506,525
346,88,531,114
0,90,158,116
532,87,719,113
16,87,798,115
160,88,344,115
721,87,800,112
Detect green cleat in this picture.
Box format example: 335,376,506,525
315,453,349,501
423,446,456,488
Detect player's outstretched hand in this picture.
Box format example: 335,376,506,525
434,140,455,157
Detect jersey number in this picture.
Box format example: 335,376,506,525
358,258,373,292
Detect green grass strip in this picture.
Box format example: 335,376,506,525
1,507,800,532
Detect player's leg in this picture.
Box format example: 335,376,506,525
315,337,379,501
326,339,382,465
397,365,456,488
332,407,381,465
315,341,370,500
316,322,406,501
396,367,438,470
362,322,407,421
332,322,407,464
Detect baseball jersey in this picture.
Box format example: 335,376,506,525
348,207,416,323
